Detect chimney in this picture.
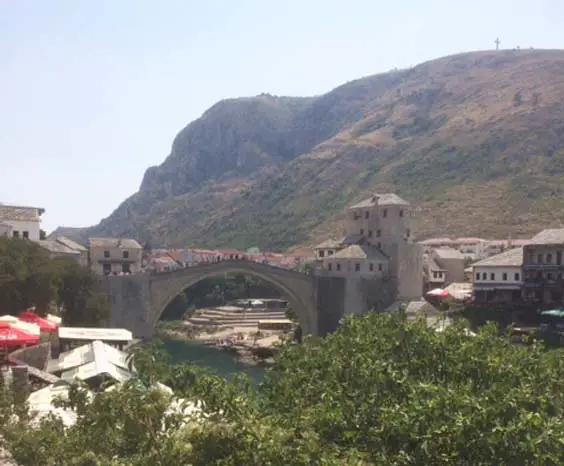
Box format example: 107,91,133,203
11,365,30,405
371,194,379,203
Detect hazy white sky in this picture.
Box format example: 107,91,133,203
1,0,562,232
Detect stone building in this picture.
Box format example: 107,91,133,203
0,204,44,241
472,247,523,304
522,228,564,305
423,247,465,290
314,193,423,312
40,236,89,266
88,237,143,275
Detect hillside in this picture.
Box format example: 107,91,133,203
61,49,564,250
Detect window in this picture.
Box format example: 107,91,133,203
103,264,111,275
104,250,110,258
528,251,534,264
547,253,553,264
368,230,373,238
406,229,410,237
490,272,495,280
123,251,129,259
328,263,332,271
355,263,360,272
433,271,438,279
12,231,19,238
475,273,480,281
122,263,131,274
482,272,487,280
360,228,364,235
369,263,374,272
328,250,333,256
547,272,554,281
514,272,520,281
502,272,507,281
336,263,341,271
558,251,562,266
365,211,369,219
376,230,381,237
319,250,325,258
537,253,542,264
22,231,29,239
378,263,382,271
399,209,404,217
382,208,387,218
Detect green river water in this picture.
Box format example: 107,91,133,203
162,338,266,381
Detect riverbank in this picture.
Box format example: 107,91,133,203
156,320,290,366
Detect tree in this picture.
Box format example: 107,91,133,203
54,257,109,326
4,313,564,464
0,237,58,314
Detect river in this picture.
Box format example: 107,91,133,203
163,338,267,381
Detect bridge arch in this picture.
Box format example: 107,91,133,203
148,261,317,336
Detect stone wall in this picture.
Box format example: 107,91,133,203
10,342,51,371
315,276,346,336
397,243,424,300
103,274,152,338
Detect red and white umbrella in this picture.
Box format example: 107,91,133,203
427,288,450,298
0,322,40,349
0,315,40,335
18,311,58,333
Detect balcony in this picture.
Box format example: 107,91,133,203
523,263,564,270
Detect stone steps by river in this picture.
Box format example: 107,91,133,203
186,307,288,328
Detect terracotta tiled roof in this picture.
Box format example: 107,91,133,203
455,237,486,244
419,237,453,245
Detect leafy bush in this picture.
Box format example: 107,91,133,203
4,313,564,464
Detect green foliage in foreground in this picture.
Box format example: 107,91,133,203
3,313,564,465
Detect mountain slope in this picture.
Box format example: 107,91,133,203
65,49,564,250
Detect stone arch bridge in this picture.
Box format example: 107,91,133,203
102,260,352,339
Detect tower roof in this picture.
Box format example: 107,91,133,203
349,193,409,209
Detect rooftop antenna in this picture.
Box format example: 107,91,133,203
494,38,501,50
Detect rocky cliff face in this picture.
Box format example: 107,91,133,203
58,50,564,250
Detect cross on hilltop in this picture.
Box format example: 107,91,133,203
494,38,501,50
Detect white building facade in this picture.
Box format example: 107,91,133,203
0,204,44,241
472,248,523,304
